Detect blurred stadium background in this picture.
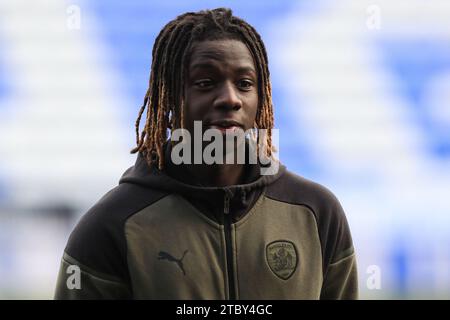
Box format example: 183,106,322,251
0,0,449,299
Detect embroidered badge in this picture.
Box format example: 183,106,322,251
266,240,298,280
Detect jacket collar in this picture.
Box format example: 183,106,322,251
120,139,286,223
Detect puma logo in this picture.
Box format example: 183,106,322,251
157,250,189,275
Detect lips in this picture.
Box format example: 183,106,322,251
208,125,241,134
206,120,244,133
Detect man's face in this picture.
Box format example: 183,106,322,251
183,39,259,136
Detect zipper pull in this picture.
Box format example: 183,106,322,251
223,189,231,214
241,189,247,203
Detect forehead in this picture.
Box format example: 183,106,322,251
188,39,256,73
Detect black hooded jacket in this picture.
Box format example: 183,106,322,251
54,141,358,299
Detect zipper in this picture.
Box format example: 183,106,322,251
223,188,236,300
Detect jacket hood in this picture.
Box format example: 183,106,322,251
119,140,286,222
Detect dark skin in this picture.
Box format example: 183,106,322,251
179,39,259,187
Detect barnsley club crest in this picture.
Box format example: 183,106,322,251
266,240,298,280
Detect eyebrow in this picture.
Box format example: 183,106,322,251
189,62,257,75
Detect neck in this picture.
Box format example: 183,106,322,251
164,139,252,187
182,162,246,187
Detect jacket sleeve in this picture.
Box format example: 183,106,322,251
53,187,133,299
318,192,359,300
320,249,358,299
54,252,131,299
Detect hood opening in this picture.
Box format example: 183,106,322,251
119,139,286,222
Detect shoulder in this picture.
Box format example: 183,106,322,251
265,169,343,217
64,182,169,281
75,182,168,226
266,169,354,265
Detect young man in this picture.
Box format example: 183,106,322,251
54,8,358,299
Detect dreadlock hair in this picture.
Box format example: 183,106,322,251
130,7,275,170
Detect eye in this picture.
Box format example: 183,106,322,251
194,79,214,89
238,79,254,90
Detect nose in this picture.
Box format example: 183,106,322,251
213,81,242,111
